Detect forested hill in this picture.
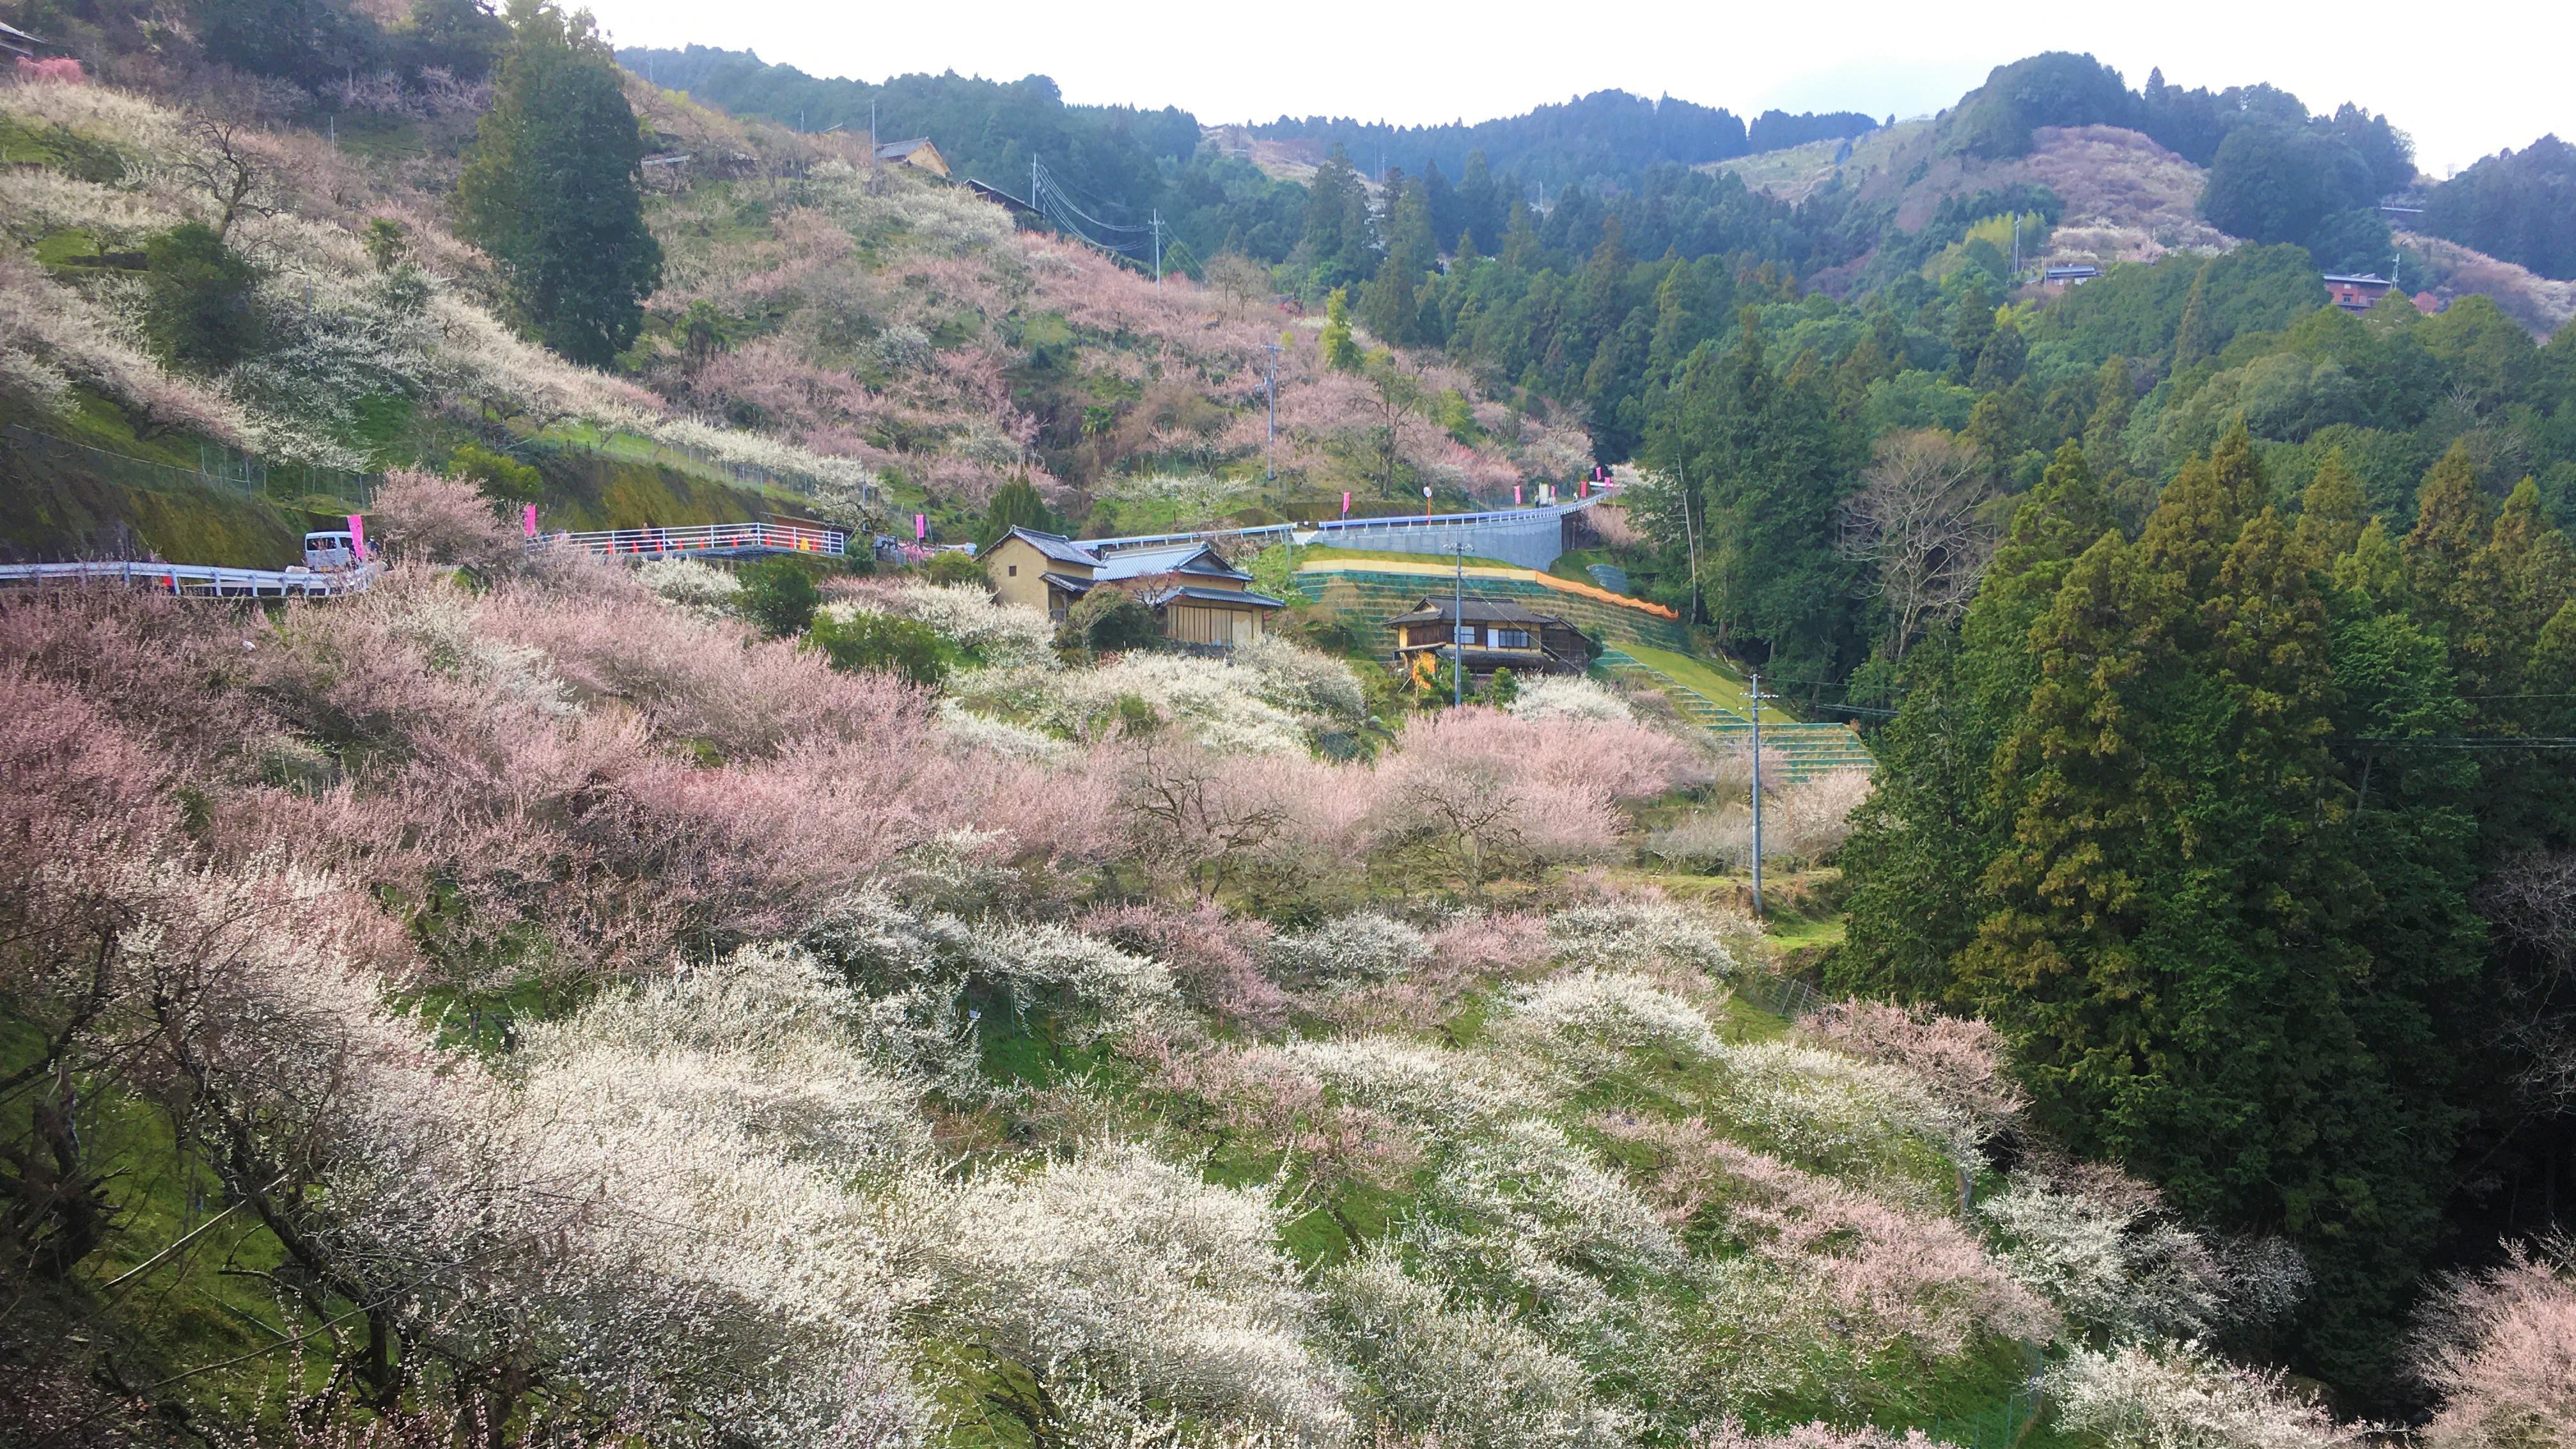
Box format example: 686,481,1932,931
1238,97,1882,192
616,45,1878,214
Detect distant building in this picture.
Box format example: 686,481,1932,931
2323,273,2396,312
1385,597,1589,682
873,138,950,178
982,528,1284,647
2042,264,2102,288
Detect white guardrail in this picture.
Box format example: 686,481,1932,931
534,521,847,558
0,560,383,597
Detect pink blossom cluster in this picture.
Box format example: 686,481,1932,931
2412,1238,2576,1449
1597,1115,2056,1353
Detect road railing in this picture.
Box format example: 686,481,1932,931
0,560,382,597
533,521,848,559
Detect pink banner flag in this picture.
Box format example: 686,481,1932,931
1579,478,1589,497
1515,485,1523,506
1341,491,1350,517
346,514,367,560
522,504,538,538
915,512,926,541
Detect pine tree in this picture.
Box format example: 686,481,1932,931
1320,288,1362,372
1298,146,1373,292
1644,263,1701,379
455,0,662,366
1946,282,1995,382
1500,197,1540,270
1457,150,1504,256
2080,356,2135,466
2171,262,2217,368
2293,447,2370,562
1967,314,2027,390
1360,176,1434,346
2403,442,2506,694
1642,314,1857,676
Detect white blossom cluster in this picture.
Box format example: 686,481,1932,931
1507,675,1637,724
639,556,744,618
881,581,1059,670
958,651,1318,757
796,889,1176,1093
2047,1341,2375,1449
1265,911,1431,988
1327,1244,1628,1448
935,698,1075,764
1494,969,1726,1070
900,1143,1349,1439
1545,899,1747,980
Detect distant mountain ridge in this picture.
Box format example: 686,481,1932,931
616,45,1880,196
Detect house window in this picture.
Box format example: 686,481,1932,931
1453,625,1476,645
1008,565,1018,576
1492,629,1531,649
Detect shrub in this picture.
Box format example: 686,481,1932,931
921,550,985,586
445,440,545,501
735,557,821,639
140,221,263,370
1060,584,1163,655
811,608,951,688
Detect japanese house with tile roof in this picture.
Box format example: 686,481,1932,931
983,528,1286,647
1386,596,1590,680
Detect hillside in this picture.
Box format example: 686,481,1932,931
8,19,2576,1449
5,527,2401,1448
0,68,1587,566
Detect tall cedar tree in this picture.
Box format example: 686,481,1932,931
1360,175,1435,347
457,0,662,366
1297,146,1374,294
1643,313,1856,677
1839,427,2490,1389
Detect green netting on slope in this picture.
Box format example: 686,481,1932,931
1300,568,1694,653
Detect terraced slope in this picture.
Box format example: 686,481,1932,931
1600,646,1875,779
1299,560,1873,778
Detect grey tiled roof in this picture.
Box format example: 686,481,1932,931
1003,528,1103,567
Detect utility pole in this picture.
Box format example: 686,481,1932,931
1031,159,1041,225
1748,671,1770,920
868,98,878,194
1151,210,1163,285
1453,540,1467,709
1263,343,1281,482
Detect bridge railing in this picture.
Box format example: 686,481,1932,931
0,560,382,597
535,521,847,558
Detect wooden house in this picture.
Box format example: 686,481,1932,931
2324,272,2396,313
873,138,951,177
981,528,1284,648
1386,596,1588,680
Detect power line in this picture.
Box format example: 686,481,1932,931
1029,159,1147,227
1032,160,1152,233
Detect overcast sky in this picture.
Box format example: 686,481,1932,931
582,0,2568,179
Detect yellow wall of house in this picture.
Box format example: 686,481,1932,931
985,536,1073,613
